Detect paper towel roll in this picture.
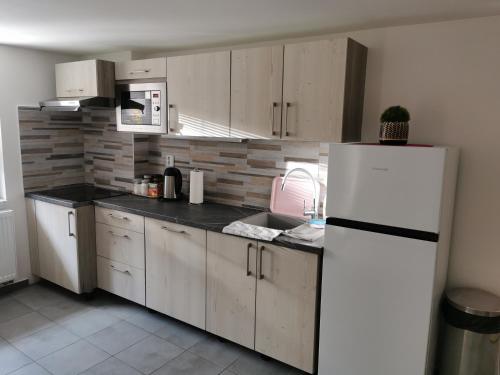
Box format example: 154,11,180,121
189,169,204,204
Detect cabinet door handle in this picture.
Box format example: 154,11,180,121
168,104,176,132
129,69,150,74
271,102,280,136
108,213,129,221
68,212,75,237
161,226,189,235
258,245,265,280
284,102,291,137
110,264,131,275
246,243,253,276
108,230,130,239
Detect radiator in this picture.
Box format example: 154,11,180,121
0,210,17,284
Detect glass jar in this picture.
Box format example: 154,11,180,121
140,179,150,196
148,183,159,198
133,178,142,195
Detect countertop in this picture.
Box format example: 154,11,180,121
26,185,324,255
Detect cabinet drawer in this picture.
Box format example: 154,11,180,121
95,207,144,233
96,223,145,269
97,256,145,305
115,58,167,80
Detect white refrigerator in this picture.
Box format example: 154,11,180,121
318,143,459,375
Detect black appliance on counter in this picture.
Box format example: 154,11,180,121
161,167,183,200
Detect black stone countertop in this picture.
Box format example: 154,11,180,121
25,184,127,208
95,195,324,255
26,185,324,255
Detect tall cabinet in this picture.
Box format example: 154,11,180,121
167,51,231,137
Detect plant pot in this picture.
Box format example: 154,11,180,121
379,121,409,145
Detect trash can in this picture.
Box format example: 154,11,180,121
439,288,500,375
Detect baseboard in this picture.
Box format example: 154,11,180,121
0,279,30,296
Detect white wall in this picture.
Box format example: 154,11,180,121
0,45,72,282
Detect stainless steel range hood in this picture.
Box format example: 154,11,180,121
39,96,115,111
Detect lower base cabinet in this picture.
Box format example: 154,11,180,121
97,256,145,305
145,218,207,329
207,233,319,373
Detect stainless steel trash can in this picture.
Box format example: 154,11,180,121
439,288,500,375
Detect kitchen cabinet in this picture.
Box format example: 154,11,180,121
56,59,115,98
167,51,230,137
282,38,366,142
145,218,206,329
206,232,257,349
115,57,167,80
230,46,284,139
34,200,96,294
255,243,319,373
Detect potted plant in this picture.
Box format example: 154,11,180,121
379,106,411,145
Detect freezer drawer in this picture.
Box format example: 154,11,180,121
327,144,447,233
318,225,437,375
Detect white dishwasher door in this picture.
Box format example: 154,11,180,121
318,224,437,375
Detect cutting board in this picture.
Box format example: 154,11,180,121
270,176,316,219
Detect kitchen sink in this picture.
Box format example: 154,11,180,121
239,212,305,231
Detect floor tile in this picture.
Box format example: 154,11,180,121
152,351,223,375
115,335,184,374
0,297,32,324
8,363,51,375
12,285,68,310
80,357,142,375
37,340,110,375
59,309,120,337
0,338,32,375
90,293,144,320
154,318,205,349
0,312,54,341
189,337,244,368
38,298,92,322
220,371,237,375
123,309,169,333
86,321,149,355
228,350,302,375
11,325,79,360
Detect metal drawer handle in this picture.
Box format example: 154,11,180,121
168,104,176,132
161,226,189,235
246,243,253,276
108,230,130,239
271,102,280,136
68,211,75,237
258,246,265,280
108,213,129,221
284,102,291,137
110,264,131,275
129,69,150,74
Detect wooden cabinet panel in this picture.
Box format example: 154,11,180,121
35,201,80,293
145,218,206,329
282,39,347,142
231,46,284,139
167,51,230,137
56,60,114,98
96,223,145,269
97,256,145,305
115,58,167,80
206,232,257,349
255,243,318,373
25,198,39,277
95,207,144,233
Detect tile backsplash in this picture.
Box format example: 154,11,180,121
19,108,328,209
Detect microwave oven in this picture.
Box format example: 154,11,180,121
116,82,167,134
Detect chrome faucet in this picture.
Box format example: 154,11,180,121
281,168,319,220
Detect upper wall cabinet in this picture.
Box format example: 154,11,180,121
281,38,367,142
167,51,231,137
231,46,284,139
115,58,167,80
56,60,115,98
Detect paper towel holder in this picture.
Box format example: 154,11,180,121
189,168,204,205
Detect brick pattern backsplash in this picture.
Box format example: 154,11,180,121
18,108,329,210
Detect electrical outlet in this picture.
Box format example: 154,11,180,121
166,155,175,167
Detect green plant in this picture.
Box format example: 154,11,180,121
380,106,410,123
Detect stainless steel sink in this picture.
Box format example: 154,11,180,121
239,212,305,231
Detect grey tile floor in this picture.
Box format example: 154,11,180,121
0,283,305,375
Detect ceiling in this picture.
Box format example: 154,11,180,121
2,0,500,55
